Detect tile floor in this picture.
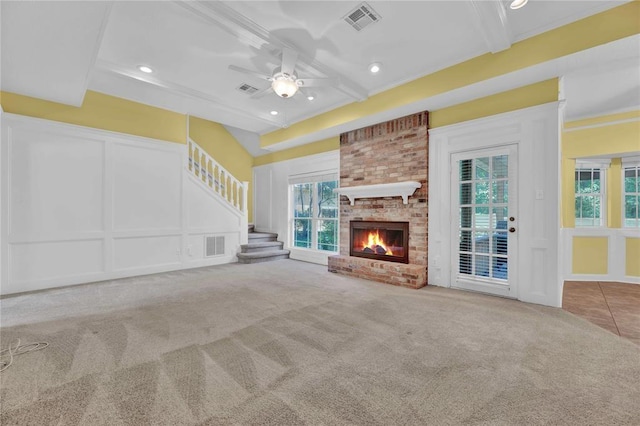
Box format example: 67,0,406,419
563,281,640,346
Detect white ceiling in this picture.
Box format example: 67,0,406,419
1,1,638,156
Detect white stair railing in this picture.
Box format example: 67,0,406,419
187,138,248,216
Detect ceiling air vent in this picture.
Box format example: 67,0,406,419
236,83,259,95
344,2,381,31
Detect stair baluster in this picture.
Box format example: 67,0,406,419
186,138,247,216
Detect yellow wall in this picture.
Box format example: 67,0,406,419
1,90,187,144
609,159,623,229
563,111,640,277
253,137,339,167
260,1,640,148
254,80,558,166
563,112,640,158
0,90,254,221
572,237,609,274
430,79,558,128
626,238,640,277
562,111,640,228
564,110,640,130
189,116,254,221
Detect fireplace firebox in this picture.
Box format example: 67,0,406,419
350,221,409,264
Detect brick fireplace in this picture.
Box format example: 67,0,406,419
328,111,428,289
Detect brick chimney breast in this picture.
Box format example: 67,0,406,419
328,111,429,289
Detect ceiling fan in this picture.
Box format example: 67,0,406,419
229,47,338,99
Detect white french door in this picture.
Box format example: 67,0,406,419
451,145,518,298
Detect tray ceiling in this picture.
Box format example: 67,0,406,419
1,1,637,154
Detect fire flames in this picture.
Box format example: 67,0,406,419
361,230,393,256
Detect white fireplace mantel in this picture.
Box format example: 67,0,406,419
333,181,422,205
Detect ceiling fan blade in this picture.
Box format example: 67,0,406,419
250,86,274,99
228,65,272,81
296,78,339,87
281,47,298,76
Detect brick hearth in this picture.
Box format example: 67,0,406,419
328,111,428,289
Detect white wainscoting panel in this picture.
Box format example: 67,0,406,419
562,227,640,284
0,114,246,295
112,142,182,232
184,174,242,265
187,234,208,259
10,239,104,283
113,235,182,271
186,175,240,232
253,167,273,232
9,128,105,236
428,103,562,307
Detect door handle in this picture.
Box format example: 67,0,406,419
509,227,516,233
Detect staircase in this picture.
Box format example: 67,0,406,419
237,224,290,264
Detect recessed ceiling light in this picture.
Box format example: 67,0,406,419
369,62,382,74
270,110,279,116
510,0,528,10
307,95,315,101
138,65,153,73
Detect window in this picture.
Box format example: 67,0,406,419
574,161,607,227
290,174,339,252
623,161,640,228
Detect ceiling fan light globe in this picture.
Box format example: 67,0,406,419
272,75,298,98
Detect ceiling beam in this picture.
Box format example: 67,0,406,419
1,1,112,106
259,0,640,150
467,0,512,54
95,59,281,128
173,0,369,101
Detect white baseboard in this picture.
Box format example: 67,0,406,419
288,248,332,266
564,274,640,285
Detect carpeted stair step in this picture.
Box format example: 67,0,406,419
237,249,290,264
248,232,278,243
241,241,284,253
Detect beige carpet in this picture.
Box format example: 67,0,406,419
1,260,639,425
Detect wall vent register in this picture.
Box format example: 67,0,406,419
205,236,225,257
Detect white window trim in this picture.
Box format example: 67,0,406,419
621,155,640,166
288,173,339,253
290,182,314,249
576,159,611,169
575,160,608,228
